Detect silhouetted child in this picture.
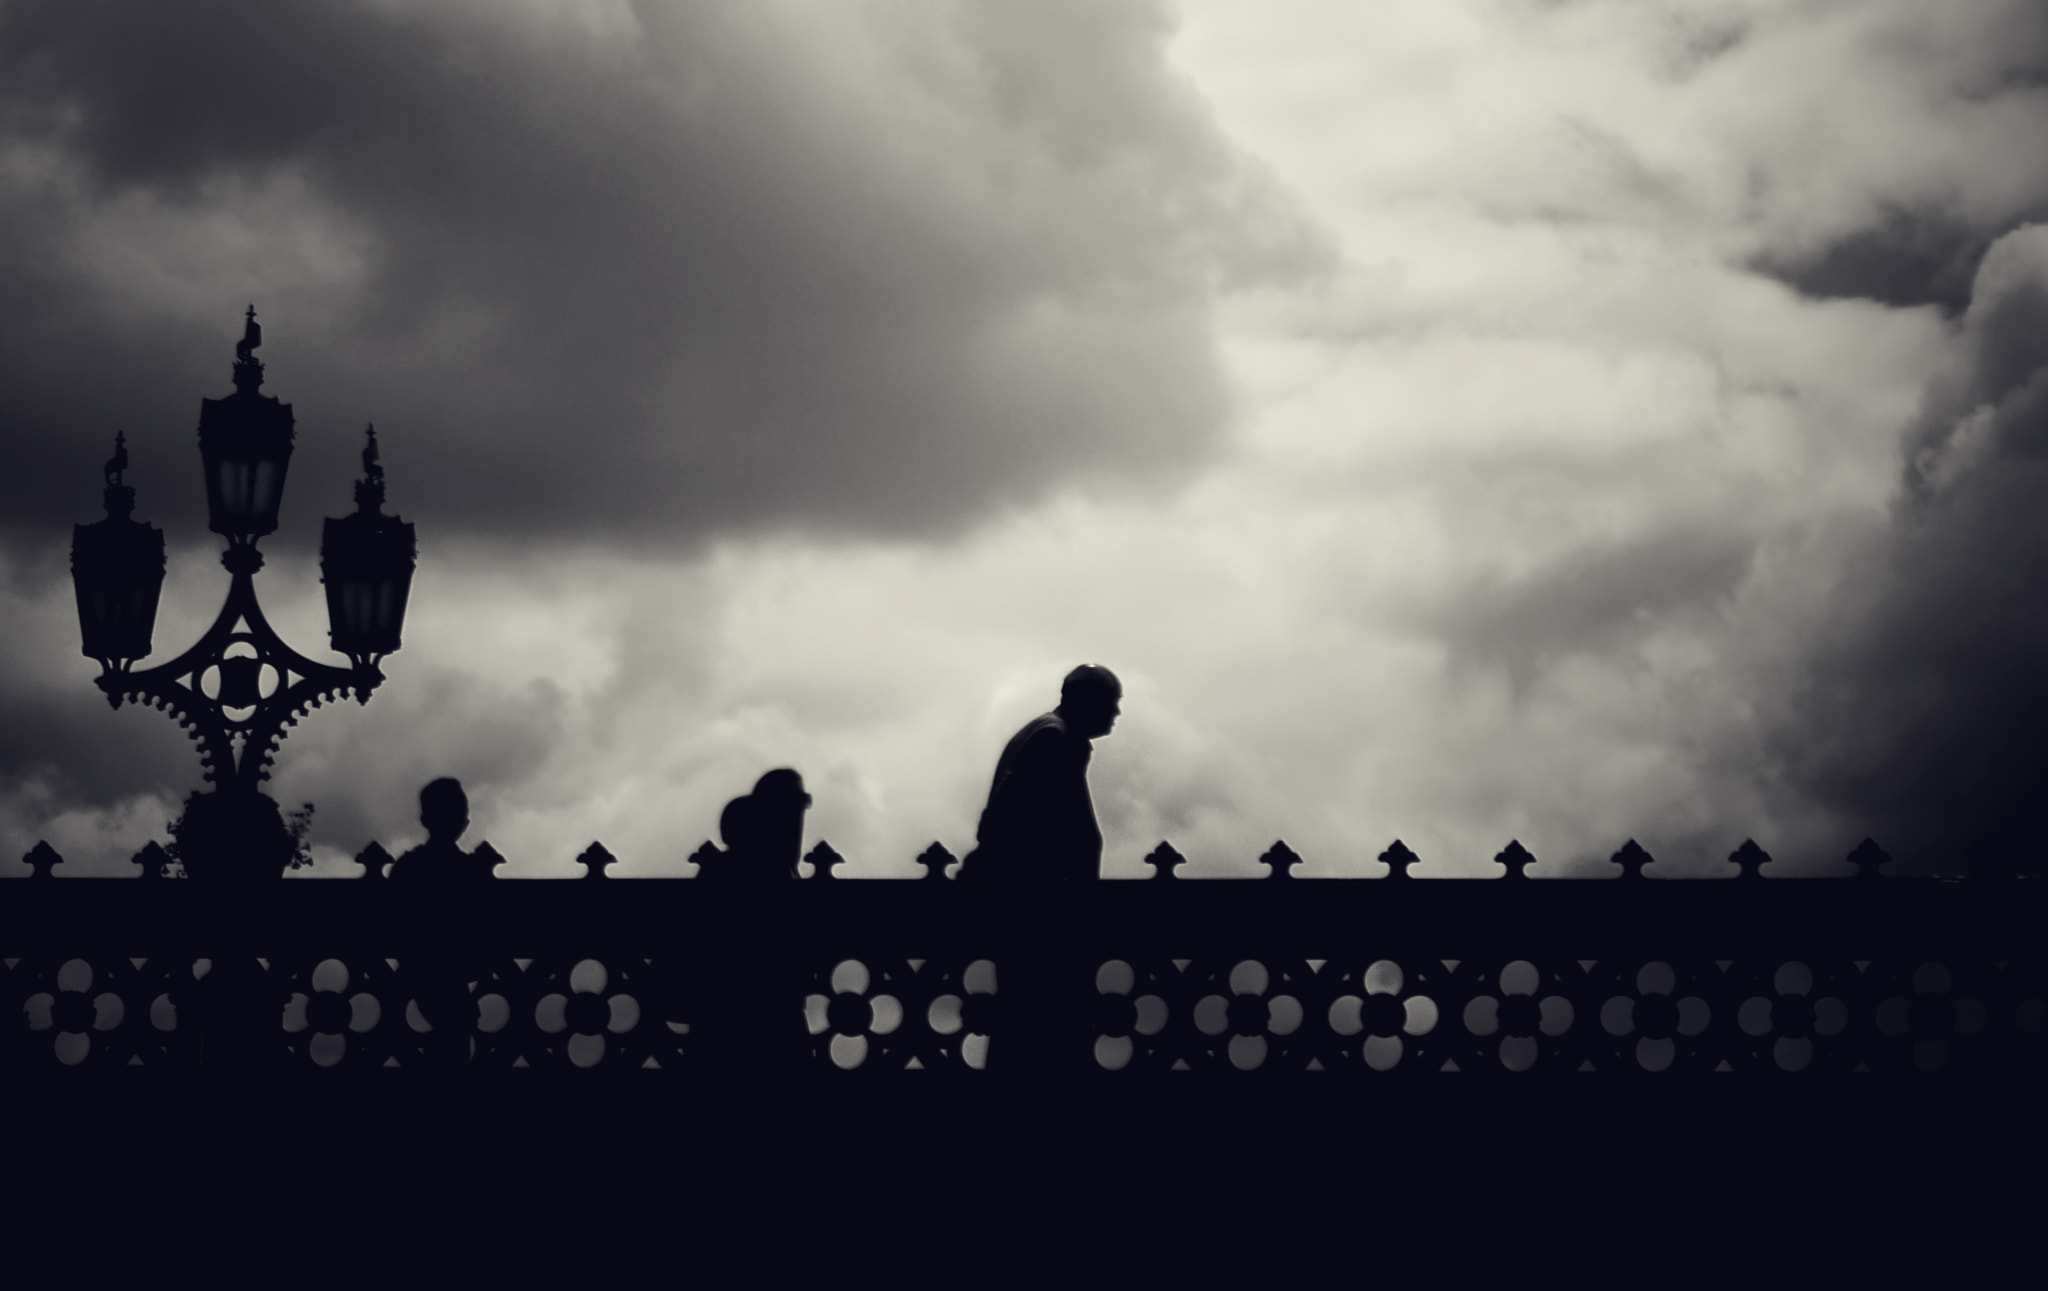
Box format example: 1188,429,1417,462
389,777,496,884
390,777,491,1066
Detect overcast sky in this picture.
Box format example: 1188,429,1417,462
6,0,2048,879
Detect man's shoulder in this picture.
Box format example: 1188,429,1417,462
389,839,478,882
1012,712,1069,741
1007,712,1081,760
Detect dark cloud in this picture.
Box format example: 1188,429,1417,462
1755,209,1996,314
1737,6,2048,313
1430,526,1755,697
0,662,199,804
1772,225,2048,874
0,0,1318,560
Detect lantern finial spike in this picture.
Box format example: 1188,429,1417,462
104,431,127,487
354,424,386,515
101,431,135,520
232,305,264,393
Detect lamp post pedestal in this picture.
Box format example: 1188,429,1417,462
169,788,298,884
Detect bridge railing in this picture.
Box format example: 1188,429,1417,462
7,842,2045,1079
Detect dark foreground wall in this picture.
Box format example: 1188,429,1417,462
9,874,2043,1271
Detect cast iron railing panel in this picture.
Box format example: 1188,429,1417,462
7,874,2044,1077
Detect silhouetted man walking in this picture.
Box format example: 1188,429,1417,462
961,664,1120,1084
962,664,1121,884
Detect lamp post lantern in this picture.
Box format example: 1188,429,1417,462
321,425,417,669
198,306,296,547
69,309,418,880
71,432,167,673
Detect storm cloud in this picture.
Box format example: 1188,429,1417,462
1773,225,2048,874
0,0,1316,551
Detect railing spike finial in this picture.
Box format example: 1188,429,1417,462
131,840,170,880
470,840,506,879
355,841,393,881
1145,841,1185,880
1494,840,1536,880
1611,839,1654,880
686,839,722,880
1378,839,1419,879
1260,840,1304,880
24,840,64,880
1728,839,1772,881
805,840,846,879
576,841,618,880
915,842,955,881
1845,838,1891,881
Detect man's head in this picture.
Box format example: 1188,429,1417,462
1058,664,1122,739
419,777,469,844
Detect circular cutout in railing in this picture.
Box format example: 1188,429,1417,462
1404,996,1438,1037
831,959,869,996
57,957,93,994
1601,961,1708,1071
1266,994,1304,1037
1742,961,1850,1071
1363,1035,1402,1071
477,994,510,1034
311,957,349,995
1132,995,1167,1037
1328,995,1365,1037
607,994,642,1035
568,1033,605,1068
1499,960,1540,997
1464,996,1499,1038
310,1032,347,1067
830,1034,867,1069
534,994,568,1034
570,958,609,995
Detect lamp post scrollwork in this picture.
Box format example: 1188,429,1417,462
68,309,418,880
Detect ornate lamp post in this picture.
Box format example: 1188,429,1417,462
69,308,418,880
